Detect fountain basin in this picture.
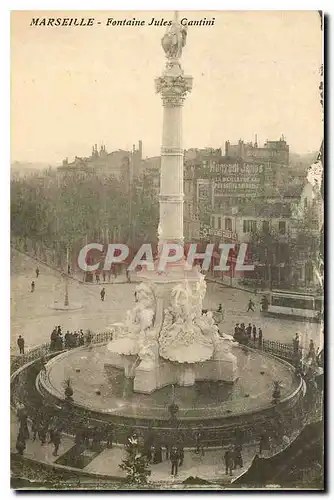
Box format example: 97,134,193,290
36,344,304,446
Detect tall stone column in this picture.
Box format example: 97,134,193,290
106,14,238,393
155,42,192,249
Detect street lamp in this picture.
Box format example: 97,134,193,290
64,246,69,307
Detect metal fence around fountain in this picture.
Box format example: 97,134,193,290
11,334,300,375
10,331,113,374
10,343,51,374
247,338,302,363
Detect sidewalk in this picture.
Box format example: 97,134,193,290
11,405,297,486
206,275,263,295
11,246,138,286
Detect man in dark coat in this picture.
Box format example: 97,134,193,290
247,298,255,312
16,431,26,455
258,327,263,345
17,335,25,354
178,445,184,466
50,328,58,350
52,429,61,456
106,425,114,448
252,325,257,342
233,444,243,468
224,448,234,475
170,446,180,476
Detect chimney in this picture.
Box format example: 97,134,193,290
225,140,229,156
138,140,143,160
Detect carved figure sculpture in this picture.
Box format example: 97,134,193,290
159,282,214,363
107,283,155,356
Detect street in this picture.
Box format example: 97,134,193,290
11,250,321,354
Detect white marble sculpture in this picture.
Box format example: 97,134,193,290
107,283,155,356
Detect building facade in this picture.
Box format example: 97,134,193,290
58,141,143,182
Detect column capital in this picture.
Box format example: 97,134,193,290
155,74,193,107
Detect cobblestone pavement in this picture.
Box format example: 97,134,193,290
11,250,321,354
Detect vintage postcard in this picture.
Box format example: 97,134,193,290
10,10,324,490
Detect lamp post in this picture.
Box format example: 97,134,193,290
64,246,69,307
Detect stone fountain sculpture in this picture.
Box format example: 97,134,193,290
106,13,238,393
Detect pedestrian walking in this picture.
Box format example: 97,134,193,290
178,445,184,466
55,333,63,351
100,287,106,302
17,335,25,354
293,333,300,354
106,425,113,448
149,444,155,463
154,445,163,464
170,445,180,476
224,448,234,475
258,327,263,345
78,331,85,346
195,431,205,456
102,271,106,282
35,266,40,278
38,424,47,445
31,413,40,441
163,441,171,460
247,298,255,312
233,444,243,468
18,412,29,440
252,324,257,342
52,429,61,456
16,431,26,456
50,328,57,351
246,323,252,338
126,269,131,283
308,339,316,360
31,280,35,292
96,273,100,284
64,331,70,348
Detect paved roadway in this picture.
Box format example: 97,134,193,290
11,250,321,354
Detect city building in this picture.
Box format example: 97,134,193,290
58,141,143,182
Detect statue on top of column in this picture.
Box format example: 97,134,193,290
161,12,187,60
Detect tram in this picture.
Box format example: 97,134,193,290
261,290,323,323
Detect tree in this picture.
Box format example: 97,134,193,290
119,435,151,485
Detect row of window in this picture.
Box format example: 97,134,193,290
212,217,287,234
242,219,286,234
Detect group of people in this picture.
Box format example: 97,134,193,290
223,443,243,475
15,404,62,457
74,423,114,455
50,326,87,351
128,430,185,477
30,266,40,293
233,322,263,345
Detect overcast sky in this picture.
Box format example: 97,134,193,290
11,10,323,164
